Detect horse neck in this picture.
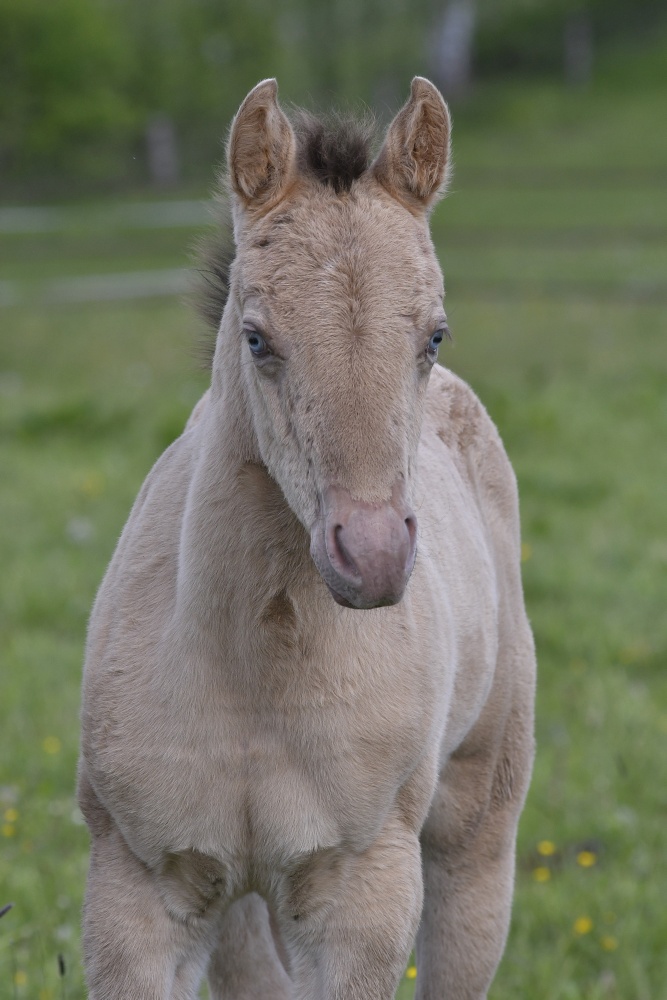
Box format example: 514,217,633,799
174,306,313,638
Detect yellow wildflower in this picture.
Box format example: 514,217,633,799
3,807,18,823
574,916,593,936
1,823,15,837
14,970,27,986
533,867,551,882
537,840,556,857
600,935,618,952
406,966,417,980
577,851,597,868
42,736,61,755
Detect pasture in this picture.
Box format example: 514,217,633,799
1,74,666,998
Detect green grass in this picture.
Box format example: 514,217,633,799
1,67,666,1000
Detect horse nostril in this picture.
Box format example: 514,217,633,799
330,524,360,579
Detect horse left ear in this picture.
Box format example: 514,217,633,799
227,79,296,211
372,77,451,212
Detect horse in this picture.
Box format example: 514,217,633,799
78,77,535,1000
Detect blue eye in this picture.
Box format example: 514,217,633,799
427,327,447,357
246,330,269,357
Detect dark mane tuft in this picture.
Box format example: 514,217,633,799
292,109,377,194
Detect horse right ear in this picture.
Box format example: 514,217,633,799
228,79,296,211
372,77,451,213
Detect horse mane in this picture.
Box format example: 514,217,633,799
191,195,235,367
292,109,376,195
192,108,377,360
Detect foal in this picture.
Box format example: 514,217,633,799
78,77,535,999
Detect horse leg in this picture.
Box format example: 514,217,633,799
206,894,293,1000
281,816,423,1000
415,703,534,1000
82,824,216,1000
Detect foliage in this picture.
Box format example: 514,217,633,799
0,0,135,183
475,0,667,77
1,0,665,193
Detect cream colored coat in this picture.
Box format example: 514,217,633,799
78,78,535,1000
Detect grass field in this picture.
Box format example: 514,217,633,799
1,60,666,999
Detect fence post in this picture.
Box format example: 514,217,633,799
146,114,180,188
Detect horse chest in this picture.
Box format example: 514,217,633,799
92,629,441,882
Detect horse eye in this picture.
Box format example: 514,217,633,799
246,331,269,357
427,327,447,357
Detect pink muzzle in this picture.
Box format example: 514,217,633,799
310,484,417,609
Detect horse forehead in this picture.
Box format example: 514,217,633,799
243,192,438,312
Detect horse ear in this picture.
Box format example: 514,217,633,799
228,79,296,210
372,77,451,212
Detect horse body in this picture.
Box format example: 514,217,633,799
79,78,535,1000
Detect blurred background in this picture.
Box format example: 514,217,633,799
0,0,665,200
1,1,666,998
0,0,665,196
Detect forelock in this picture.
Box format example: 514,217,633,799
291,109,377,195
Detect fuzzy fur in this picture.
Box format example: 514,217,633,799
79,77,535,1000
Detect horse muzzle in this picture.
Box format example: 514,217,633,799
310,484,417,610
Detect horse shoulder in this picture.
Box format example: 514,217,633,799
423,365,535,806
425,365,522,576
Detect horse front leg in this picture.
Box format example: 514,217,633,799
82,824,216,1000
281,816,423,1000
415,706,534,1000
